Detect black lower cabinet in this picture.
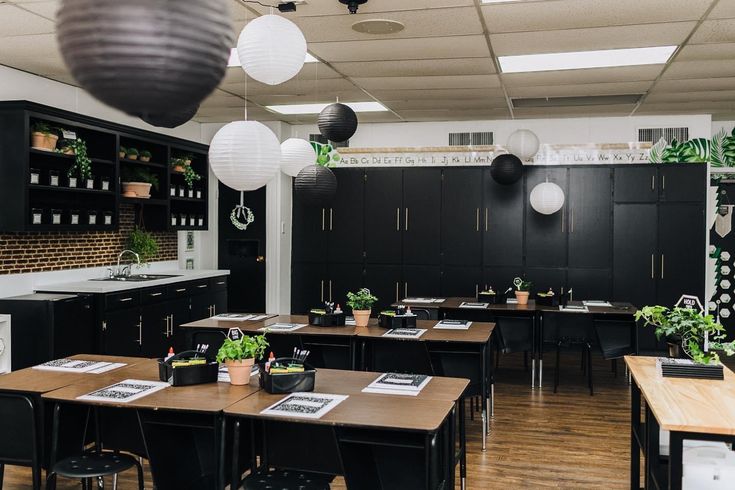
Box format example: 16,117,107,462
525,267,567,296
482,266,520,294
403,265,441,299
657,203,705,306
612,203,657,307
567,268,611,300
103,308,142,357
190,288,227,322
141,301,171,358
364,265,402,312
441,267,481,298
291,263,327,314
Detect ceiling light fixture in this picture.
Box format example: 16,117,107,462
498,46,677,73
352,19,405,35
339,0,368,14
228,48,317,67
266,101,388,115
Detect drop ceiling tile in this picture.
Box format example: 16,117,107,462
221,77,356,96
371,88,507,100
0,4,55,36
239,0,474,18
220,63,341,86
645,90,735,103
353,74,501,90
248,91,370,106
309,35,489,62
333,58,496,77
199,89,246,108
512,104,637,117
676,42,735,60
640,100,735,112
490,23,696,56
502,65,664,86
384,98,509,110
709,1,735,19
506,81,653,97
655,77,735,92
690,19,735,44
662,60,735,79
482,0,711,33
12,0,57,20
397,108,511,121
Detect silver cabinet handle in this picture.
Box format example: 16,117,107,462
136,316,142,345
561,208,565,233
395,282,399,302
651,175,655,191
163,315,170,337
119,297,133,302
475,284,479,296
405,208,409,231
570,208,574,233
322,208,325,231
404,282,408,298
149,292,163,297
197,284,208,289
329,280,332,302
169,315,174,336
396,208,400,231
661,254,665,279
216,281,226,285
476,208,480,232
321,280,324,302
662,175,666,191
651,254,654,279
175,288,186,293
329,208,333,231
485,208,488,232
212,304,216,315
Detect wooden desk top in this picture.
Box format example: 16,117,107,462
0,355,149,395
357,320,494,344
625,356,735,436
181,315,357,337
396,297,636,315
535,301,637,316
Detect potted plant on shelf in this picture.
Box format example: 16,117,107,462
121,167,159,198
62,138,92,187
346,288,378,327
30,121,59,151
126,147,139,161
513,277,532,305
635,306,735,364
119,146,127,159
140,150,152,163
183,153,194,166
216,334,269,385
170,157,186,173
127,227,158,265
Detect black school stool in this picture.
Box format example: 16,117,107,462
46,451,144,490
241,469,332,489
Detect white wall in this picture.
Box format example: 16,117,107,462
713,121,735,136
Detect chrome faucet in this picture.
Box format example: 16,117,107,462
116,250,141,277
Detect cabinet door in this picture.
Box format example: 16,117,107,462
328,169,364,263
403,168,442,265
441,168,483,266
612,204,657,307
657,203,706,306
291,263,327,314
483,170,524,267
102,308,141,357
525,267,567,296
190,291,215,323
292,191,327,263
141,301,171,358
364,169,403,264
567,268,612,301
168,297,192,352
482,266,520,295
364,265,402,312
659,165,706,202
327,263,364,308
403,265,441,299
613,167,657,203
568,167,612,268
525,167,568,267
441,266,482,298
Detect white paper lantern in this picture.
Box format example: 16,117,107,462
237,15,307,86
281,138,316,177
530,182,565,215
208,121,281,191
507,129,540,161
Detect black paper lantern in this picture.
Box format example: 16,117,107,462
56,0,231,118
317,103,358,143
490,153,524,185
141,105,199,129
294,165,338,206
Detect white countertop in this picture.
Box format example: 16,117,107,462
35,269,230,294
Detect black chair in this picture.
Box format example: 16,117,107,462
495,315,535,386
593,318,636,376
46,451,144,490
242,469,332,489
544,313,596,395
370,340,435,375
0,393,41,490
411,308,431,321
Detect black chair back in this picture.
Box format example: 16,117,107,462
544,313,595,345
370,340,434,375
411,308,431,321
0,392,41,489
594,319,636,359
496,315,534,353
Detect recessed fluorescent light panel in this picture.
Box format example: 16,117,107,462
498,46,677,73
267,102,388,115
228,48,317,67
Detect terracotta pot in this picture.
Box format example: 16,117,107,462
31,132,58,151
61,147,75,155
225,358,254,385
353,309,371,327
127,154,138,161
515,291,530,305
173,165,185,173
122,181,152,198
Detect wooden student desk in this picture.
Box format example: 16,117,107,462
625,356,735,490
225,369,469,490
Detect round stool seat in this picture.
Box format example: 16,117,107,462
242,469,332,490
51,452,138,479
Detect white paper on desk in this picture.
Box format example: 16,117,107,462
212,313,255,321
459,302,489,309
559,305,589,313
259,323,307,332
86,362,126,374
434,320,472,330
249,314,270,321
361,387,420,396
345,316,356,326
260,393,348,419
382,328,427,339
32,359,120,373
506,298,518,304
366,372,431,393
404,297,441,304
582,301,612,307
76,379,169,404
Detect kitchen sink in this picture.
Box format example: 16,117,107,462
90,274,182,282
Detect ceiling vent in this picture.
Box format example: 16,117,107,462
637,127,689,144
512,94,643,108
449,132,494,146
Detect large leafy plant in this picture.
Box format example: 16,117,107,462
649,128,735,167
635,305,735,365
346,288,378,310
127,227,158,264
216,335,269,363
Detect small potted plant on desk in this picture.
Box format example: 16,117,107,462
636,305,735,363
347,288,378,327
513,277,532,305
216,334,269,385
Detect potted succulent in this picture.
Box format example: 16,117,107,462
346,288,378,327
126,147,139,161
513,277,532,305
30,121,58,151
121,167,159,198
636,306,735,364
216,334,269,385
119,146,127,159
140,150,152,163
127,227,158,264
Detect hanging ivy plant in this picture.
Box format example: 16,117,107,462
171,157,201,188
60,138,92,180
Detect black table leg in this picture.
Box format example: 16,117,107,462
250,419,258,473
232,419,240,490
668,432,683,490
215,413,226,490
459,396,466,490
481,343,488,450
630,380,641,490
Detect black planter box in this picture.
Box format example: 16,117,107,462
659,358,724,380
378,313,417,329
308,311,346,327
260,358,316,394
477,291,506,304
158,351,218,386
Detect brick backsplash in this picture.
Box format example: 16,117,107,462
0,205,177,274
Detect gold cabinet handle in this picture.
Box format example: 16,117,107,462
395,282,399,302
570,208,574,233
476,208,480,232
322,208,325,231
651,175,655,191
330,208,333,231
561,208,565,233
485,208,488,232
404,282,408,298
396,208,400,231
405,208,409,231
329,280,332,302
651,254,654,279
320,280,324,302
661,254,664,279
662,175,666,191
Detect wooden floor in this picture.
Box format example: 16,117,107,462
3,353,635,489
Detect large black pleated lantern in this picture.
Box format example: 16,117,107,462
317,103,358,143
141,105,199,129
490,153,524,185
56,0,231,118
294,165,338,206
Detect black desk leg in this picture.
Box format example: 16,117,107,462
445,407,455,490
538,313,544,389
531,313,537,389
360,340,367,371
232,419,240,489
669,432,683,490
488,340,495,418
250,419,258,473
630,381,641,490
424,433,432,490
459,397,466,490
481,343,488,450
215,413,226,490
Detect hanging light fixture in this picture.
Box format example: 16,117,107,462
529,182,565,215
208,121,281,191
318,103,358,143
56,0,231,118
280,138,316,177
507,129,540,161
294,165,338,206
140,104,199,129
490,153,523,185
237,14,307,86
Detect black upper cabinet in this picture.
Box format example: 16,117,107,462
658,165,706,202
441,168,483,266
657,203,705,306
291,192,327,263
612,203,657,307
614,166,657,203
525,167,568,268
328,169,365,263
483,170,524,267
365,169,403,264
568,167,612,268
403,168,441,265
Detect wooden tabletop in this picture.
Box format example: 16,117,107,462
357,320,494,344
397,297,636,315
625,356,735,436
181,315,357,337
535,301,637,315
0,355,149,394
